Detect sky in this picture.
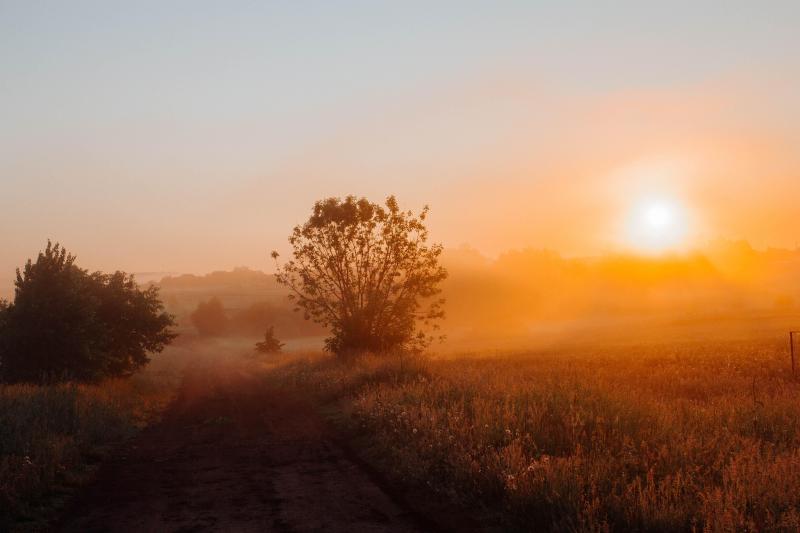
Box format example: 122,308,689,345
2,1,800,282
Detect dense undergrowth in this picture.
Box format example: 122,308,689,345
271,340,800,532
0,354,181,531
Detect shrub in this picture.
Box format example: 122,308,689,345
0,242,176,383
255,326,284,354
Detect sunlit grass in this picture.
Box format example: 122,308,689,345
272,340,800,531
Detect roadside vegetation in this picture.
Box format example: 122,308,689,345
271,339,800,532
0,242,179,531
0,241,176,383
0,353,181,531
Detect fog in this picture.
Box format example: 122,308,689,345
134,239,800,354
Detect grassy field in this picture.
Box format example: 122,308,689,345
271,338,800,532
0,347,185,532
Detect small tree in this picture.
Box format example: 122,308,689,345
0,242,176,383
273,195,447,355
255,326,284,354
189,297,229,336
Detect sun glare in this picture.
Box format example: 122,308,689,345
626,198,688,253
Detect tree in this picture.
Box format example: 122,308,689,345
189,297,229,336
273,195,447,355
0,242,176,383
89,271,177,377
0,300,8,347
255,326,284,354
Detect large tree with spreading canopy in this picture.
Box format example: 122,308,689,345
273,196,447,355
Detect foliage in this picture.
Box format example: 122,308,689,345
273,196,447,355
189,297,229,337
254,326,284,354
0,300,8,343
0,242,176,384
274,340,800,531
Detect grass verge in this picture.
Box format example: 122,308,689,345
268,340,800,532
0,351,182,532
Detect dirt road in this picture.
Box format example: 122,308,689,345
57,359,430,532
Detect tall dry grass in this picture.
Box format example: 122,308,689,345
273,340,800,532
0,354,181,531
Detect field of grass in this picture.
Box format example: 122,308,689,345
271,338,800,532
0,349,184,532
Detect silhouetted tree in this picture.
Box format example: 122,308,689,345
0,300,8,348
89,271,177,377
255,326,284,354
189,297,229,336
273,196,447,355
0,242,176,383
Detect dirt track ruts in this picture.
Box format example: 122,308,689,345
57,359,430,532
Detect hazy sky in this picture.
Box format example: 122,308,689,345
2,1,800,281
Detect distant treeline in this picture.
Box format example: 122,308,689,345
442,239,800,331
187,296,326,338
156,240,800,342
155,268,324,339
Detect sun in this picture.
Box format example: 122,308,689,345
626,198,688,253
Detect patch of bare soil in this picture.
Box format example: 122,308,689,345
56,359,429,532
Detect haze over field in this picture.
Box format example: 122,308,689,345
6,4,800,532
2,1,800,283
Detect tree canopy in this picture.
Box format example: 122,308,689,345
273,196,447,355
0,242,176,383
189,297,229,337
